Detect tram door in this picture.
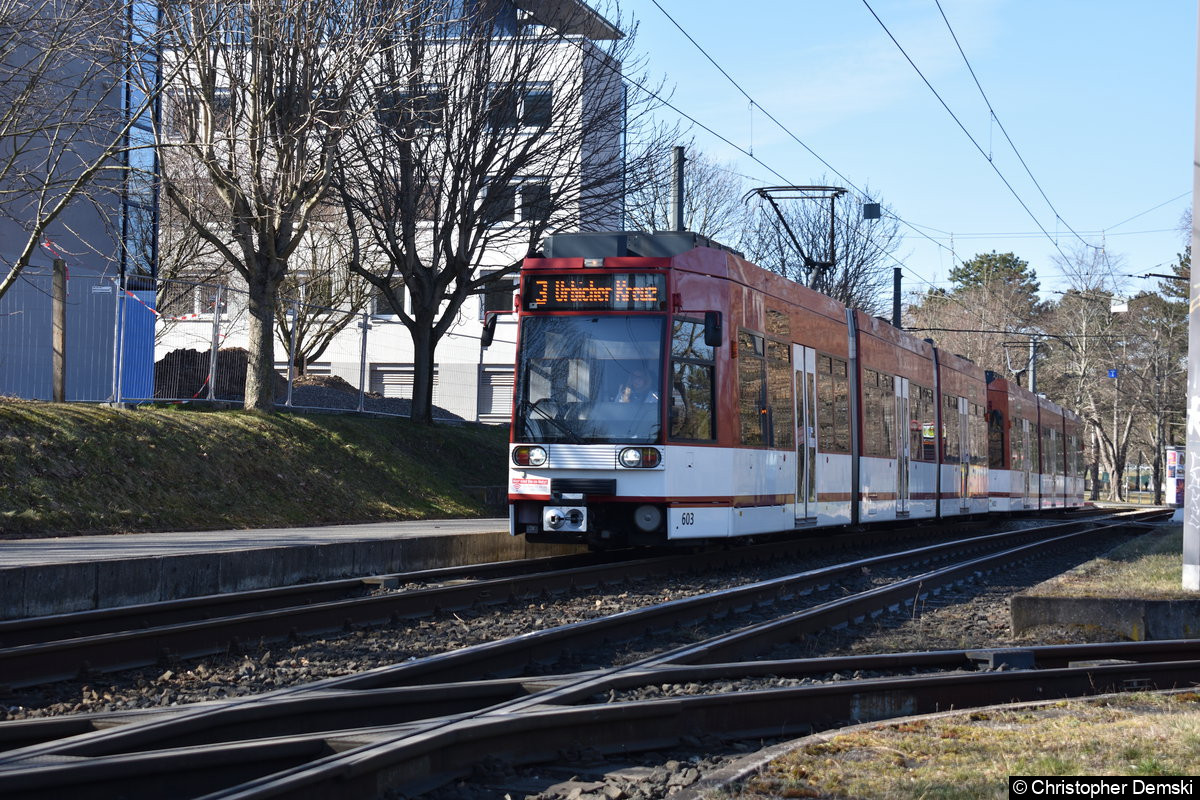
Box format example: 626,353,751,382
793,345,818,522
957,398,971,511
1019,418,1034,508
895,378,911,515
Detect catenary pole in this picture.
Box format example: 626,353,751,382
1183,0,1199,590
671,146,685,232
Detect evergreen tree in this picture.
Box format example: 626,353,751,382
948,252,1040,320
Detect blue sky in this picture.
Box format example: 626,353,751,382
619,0,1195,301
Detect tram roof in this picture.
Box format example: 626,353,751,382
541,230,744,259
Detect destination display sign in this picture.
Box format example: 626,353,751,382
523,273,667,311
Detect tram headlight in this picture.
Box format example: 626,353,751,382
512,446,547,467
618,447,661,468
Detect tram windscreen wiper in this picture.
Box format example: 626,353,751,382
523,398,584,444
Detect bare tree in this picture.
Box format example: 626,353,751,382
0,0,161,298
273,208,372,376
624,145,750,245
1035,246,1136,500
154,0,431,410
740,181,901,316
333,1,672,423
1123,290,1186,502
905,251,1045,376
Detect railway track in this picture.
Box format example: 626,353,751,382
0,509,1178,799
0,515,1058,688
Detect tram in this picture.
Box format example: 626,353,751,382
503,230,1084,548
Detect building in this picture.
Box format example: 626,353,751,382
0,0,158,401
149,0,627,423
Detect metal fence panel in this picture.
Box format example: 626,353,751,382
3,274,502,425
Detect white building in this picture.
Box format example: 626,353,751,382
151,0,627,423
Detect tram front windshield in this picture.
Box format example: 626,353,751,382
515,315,665,444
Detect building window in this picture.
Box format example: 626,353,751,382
488,83,552,129
377,87,446,130
484,179,550,225
371,281,407,317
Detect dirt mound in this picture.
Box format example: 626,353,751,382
155,348,287,400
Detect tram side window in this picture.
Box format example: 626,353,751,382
969,403,987,466
987,410,1005,468
911,385,935,461
1010,416,1024,472
942,394,961,463
1032,425,1042,474
881,373,896,458
738,331,766,446
816,355,851,454
669,319,716,441
862,370,879,455
1067,433,1081,477
862,369,896,458
1040,426,1054,476
767,340,793,450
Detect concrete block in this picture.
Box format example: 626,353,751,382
219,546,298,592
1011,595,1200,641
352,539,402,577
0,568,25,620
161,553,220,601
97,557,163,610
22,562,98,617
308,542,361,581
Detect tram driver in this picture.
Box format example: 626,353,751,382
615,368,659,404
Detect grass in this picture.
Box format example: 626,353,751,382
723,692,1200,799
0,399,510,537
1026,526,1191,600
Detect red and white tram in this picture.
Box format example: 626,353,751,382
986,373,1086,512
505,231,1084,548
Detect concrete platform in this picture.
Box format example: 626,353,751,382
1010,595,1200,640
0,520,587,620
1010,520,1200,640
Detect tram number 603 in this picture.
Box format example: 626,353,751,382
680,512,696,526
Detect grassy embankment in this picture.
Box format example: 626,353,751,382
0,400,509,537
1029,524,1191,599
727,527,1200,800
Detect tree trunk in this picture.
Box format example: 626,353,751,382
410,322,436,425
245,275,279,412
1088,428,1101,501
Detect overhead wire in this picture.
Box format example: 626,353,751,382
859,0,1074,268
932,0,1092,252
1104,190,1191,232
625,0,1090,341
642,0,972,310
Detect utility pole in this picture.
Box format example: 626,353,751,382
1184,5,1200,590
892,267,902,329
51,258,66,402
671,146,685,232
1027,337,1038,394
